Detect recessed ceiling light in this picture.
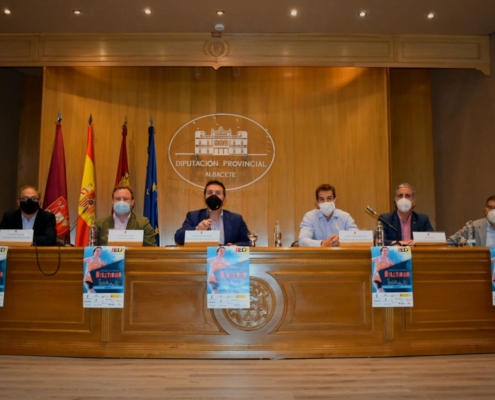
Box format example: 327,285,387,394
145,8,151,15
73,9,82,15
290,9,298,16
359,11,366,17
427,12,435,19
216,10,225,16
4,9,12,15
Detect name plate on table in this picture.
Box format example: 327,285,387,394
108,230,144,247
339,230,373,247
184,230,220,247
0,229,33,246
413,231,447,245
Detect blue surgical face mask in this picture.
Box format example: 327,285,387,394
113,201,131,215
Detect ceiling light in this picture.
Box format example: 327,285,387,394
4,9,12,15
427,12,435,19
359,11,366,17
216,10,225,16
73,9,82,15
145,8,151,15
290,9,298,16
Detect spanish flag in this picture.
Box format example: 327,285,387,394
75,116,96,246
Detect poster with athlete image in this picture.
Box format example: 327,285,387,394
490,247,495,306
0,247,8,307
83,246,125,308
207,246,250,309
371,246,413,307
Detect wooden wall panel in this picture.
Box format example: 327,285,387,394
18,74,42,192
389,69,436,226
39,66,389,245
431,38,495,235
0,68,22,214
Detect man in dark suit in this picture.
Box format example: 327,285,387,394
379,183,434,246
174,180,250,246
0,186,57,246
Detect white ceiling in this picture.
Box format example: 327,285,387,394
1,0,495,35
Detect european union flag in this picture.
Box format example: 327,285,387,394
144,120,160,246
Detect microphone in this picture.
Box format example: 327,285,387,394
206,208,211,231
365,206,401,245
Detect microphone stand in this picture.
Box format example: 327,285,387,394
365,206,401,245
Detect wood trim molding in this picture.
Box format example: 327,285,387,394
0,33,490,75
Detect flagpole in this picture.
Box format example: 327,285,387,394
144,116,160,246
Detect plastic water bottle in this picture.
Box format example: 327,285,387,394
89,221,97,246
466,220,475,247
375,221,384,247
274,221,282,247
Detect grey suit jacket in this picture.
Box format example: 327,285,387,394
447,218,487,247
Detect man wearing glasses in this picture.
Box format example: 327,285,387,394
448,195,495,247
174,180,250,246
0,186,57,246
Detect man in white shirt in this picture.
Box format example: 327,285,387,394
298,184,358,247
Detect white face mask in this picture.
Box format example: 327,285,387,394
487,209,495,224
319,201,335,217
396,198,412,213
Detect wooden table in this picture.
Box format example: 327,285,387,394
0,246,494,359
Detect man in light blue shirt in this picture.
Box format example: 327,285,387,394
447,195,495,247
299,184,358,247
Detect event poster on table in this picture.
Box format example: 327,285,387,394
0,247,7,307
83,246,125,308
490,247,495,306
371,246,413,307
207,246,250,309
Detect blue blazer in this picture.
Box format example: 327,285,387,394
378,210,434,245
0,209,57,246
174,208,250,246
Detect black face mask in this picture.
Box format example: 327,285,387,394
19,199,40,215
205,194,223,211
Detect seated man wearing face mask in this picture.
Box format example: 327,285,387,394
299,184,358,247
447,195,495,247
379,183,434,246
174,180,250,246
0,186,57,246
95,185,157,246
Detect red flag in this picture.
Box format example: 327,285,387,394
43,121,70,242
115,124,130,186
75,121,96,247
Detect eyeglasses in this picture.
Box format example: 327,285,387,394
19,197,39,202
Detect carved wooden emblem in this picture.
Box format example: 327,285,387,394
204,38,229,58
224,279,275,330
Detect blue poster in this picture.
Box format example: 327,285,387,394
83,246,125,308
490,247,495,306
207,246,250,309
0,247,7,307
371,246,413,307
